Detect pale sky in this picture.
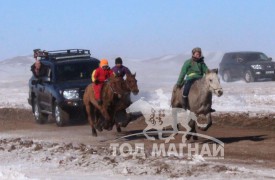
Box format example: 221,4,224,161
0,0,274,60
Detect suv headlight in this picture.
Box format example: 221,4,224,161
63,89,79,100
251,64,262,70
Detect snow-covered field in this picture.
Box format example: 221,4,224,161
0,138,275,180
1,53,274,113
1,53,275,179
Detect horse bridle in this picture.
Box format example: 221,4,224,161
125,79,132,92
108,81,122,97
209,84,222,93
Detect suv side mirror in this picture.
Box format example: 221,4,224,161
268,57,272,61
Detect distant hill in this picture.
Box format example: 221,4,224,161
0,52,224,95
0,56,34,82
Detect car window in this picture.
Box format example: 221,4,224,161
258,53,269,61
241,53,269,62
56,61,97,82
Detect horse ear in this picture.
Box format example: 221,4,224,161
133,72,136,77
213,68,218,74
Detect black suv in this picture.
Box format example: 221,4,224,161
219,51,275,82
28,49,99,126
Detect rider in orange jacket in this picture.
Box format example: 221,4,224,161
92,59,114,105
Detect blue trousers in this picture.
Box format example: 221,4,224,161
183,78,200,97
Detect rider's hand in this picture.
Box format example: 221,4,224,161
94,79,99,84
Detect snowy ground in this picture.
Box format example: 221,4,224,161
0,137,275,180
1,53,275,179
1,53,275,113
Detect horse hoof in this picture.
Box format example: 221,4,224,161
116,127,122,133
95,124,103,132
108,126,113,131
92,132,97,137
186,134,191,140
103,124,110,130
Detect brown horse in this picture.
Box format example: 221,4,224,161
171,69,223,139
125,73,139,95
83,76,126,136
112,73,139,132
114,73,139,111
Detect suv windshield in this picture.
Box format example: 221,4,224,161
239,53,269,62
56,61,96,82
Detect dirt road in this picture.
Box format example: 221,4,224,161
1,108,275,178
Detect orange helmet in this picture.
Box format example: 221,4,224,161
100,59,109,67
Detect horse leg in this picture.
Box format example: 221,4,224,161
143,126,155,141
182,122,191,143
85,103,97,137
186,119,196,140
192,126,198,140
116,123,122,132
200,113,212,131
99,107,112,129
158,129,174,143
95,110,103,132
158,129,165,140
164,127,177,143
171,109,179,131
163,112,179,143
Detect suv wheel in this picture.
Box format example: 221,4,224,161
222,70,231,82
244,70,255,83
33,98,48,124
53,102,68,127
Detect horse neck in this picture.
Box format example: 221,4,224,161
124,81,131,92
195,77,212,102
125,77,133,93
103,81,115,100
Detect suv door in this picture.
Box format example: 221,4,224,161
230,54,245,78
37,66,53,112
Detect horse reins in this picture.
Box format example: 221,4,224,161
108,81,121,96
209,84,222,92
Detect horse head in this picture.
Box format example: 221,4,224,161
205,69,223,97
126,73,139,95
108,76,125,99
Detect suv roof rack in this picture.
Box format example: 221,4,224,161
36,49,91,61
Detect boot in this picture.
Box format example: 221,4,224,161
182,96,188,110
210,108,216,113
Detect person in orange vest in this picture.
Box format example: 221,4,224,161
91,59,114,105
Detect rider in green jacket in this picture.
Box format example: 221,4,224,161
176,47,215,112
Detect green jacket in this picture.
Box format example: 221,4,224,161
176,57,209,86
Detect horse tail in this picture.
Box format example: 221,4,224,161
171,84,180,108
170,84,176,106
